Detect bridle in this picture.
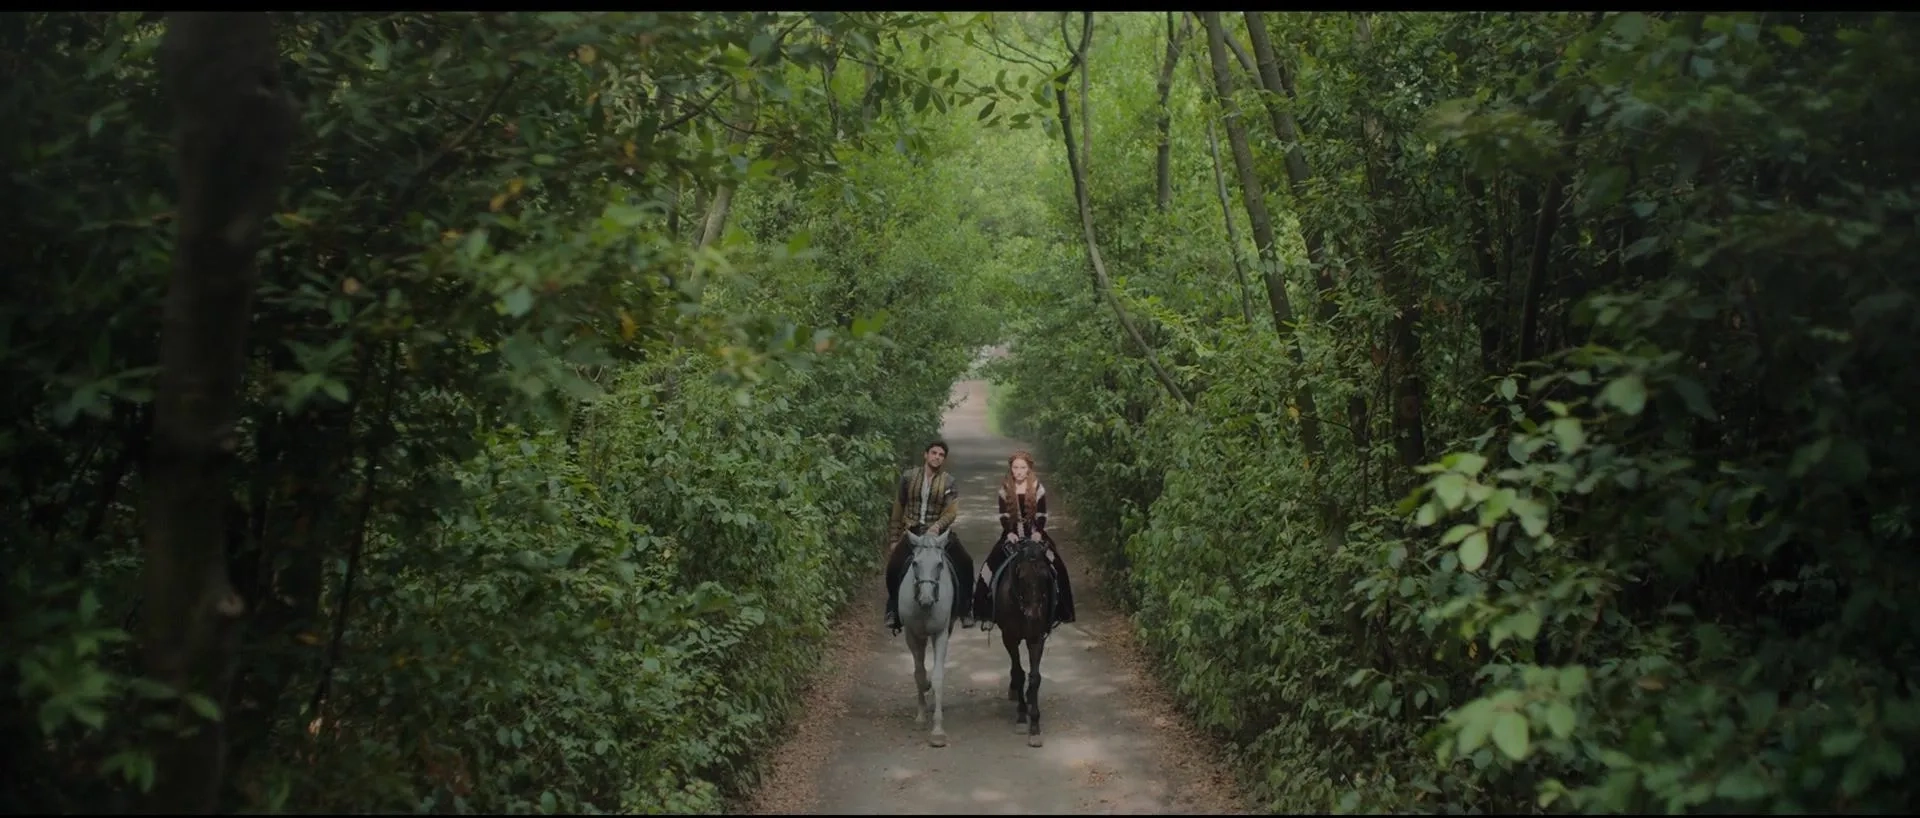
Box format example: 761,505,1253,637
911,545,947,603
1000,535,1055,634
907,527,949,603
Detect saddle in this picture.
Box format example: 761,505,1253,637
988,537,1061,619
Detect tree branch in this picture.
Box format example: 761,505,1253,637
1188,52,1255,323
657,83,730,132
1154,11,1194,212
1054,68,1189,407
977,15,1060,69
306,341,399,728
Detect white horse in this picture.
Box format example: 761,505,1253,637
896,527,958,747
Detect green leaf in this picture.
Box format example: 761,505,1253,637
1433,473,1468,511
1789,437,1832,477
1546,702,1577,739
73,703,108,730
1459,530,1489,572
1441,523,1478,546
1671,376,1715,420
1602,373,1647,415
184,693,222,722
1577,166,1628,216
1492,711,1530,760
1714,767,1771,800
1820,729,1865,757
1558,666,1590,694
502,286,535,318
1447,452,1489,476
1614,12,1650,43
461,229,490,258
1458,709,1492,754
1480,488,1515,526
1551,417,1585,454
1509,609,1541,640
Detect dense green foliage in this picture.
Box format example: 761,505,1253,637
7,9,1919,816
988,10,1920,815
1,11,1022,813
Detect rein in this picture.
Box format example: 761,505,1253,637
990,537,1056,640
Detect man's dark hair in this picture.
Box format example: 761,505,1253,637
925,439,949,455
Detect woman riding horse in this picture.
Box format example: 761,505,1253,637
973,450,1076,628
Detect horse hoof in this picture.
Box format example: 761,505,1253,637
929,733,949,748
1027,734,1044,748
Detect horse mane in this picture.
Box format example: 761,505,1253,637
999,540,1054,622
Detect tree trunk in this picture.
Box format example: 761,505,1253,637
1203,114,1255,324
1353,14,1427,475
1241,12,1336,320
1056,42,1189,407
1464,174,1508,376
1518,110,1588,364
1199,11,1321,453
1079,14,1092,178
143,12,297,813
1153,12,1192,212
698,83,757,250
1241,12,1361,477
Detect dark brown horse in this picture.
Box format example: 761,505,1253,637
990,535,1058,747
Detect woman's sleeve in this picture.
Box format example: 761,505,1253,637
1033,487,1049,532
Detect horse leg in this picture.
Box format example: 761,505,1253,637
1024,636,1045,747
908,633,929,724
1001,628,1027,726
928,628,950,747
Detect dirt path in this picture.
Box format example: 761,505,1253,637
741,378,1247,815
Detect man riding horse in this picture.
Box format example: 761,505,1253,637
884,440,976,634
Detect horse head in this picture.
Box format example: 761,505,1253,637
903,527,953,611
